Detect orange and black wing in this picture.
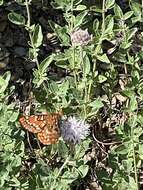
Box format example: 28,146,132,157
37,114,61,145
19,115,47,133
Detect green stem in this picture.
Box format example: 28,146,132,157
70,0,74,31
80,46,87,119
132,141,139,190
72,47,78,88
70,0,78,89
87,59,97,101
131,115,139,190
94,0,106,69
142,0,143,16
102,0,106,33
25,0,50,100
25,0,40,70
87,80,92,102
50,155,70,190
25,0,30,28
95,0,106,55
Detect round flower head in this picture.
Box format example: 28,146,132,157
71,28,92,47
60,116,90,144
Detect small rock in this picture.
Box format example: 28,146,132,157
13,46,27,57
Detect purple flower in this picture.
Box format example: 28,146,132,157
60,116,90,144
70,28,92,46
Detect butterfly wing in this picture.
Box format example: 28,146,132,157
19,115,47,133
38,125,60,145
37,114,61,145
19,112,61,145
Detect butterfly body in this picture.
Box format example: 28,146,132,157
19,112,61,145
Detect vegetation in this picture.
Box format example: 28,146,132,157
0,0,143,189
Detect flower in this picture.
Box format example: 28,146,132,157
70,28,92,47
60,116,90,144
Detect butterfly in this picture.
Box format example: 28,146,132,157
19,112,62,145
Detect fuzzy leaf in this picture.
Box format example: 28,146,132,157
0,0,3,5
39,55,53,74
105,0,115,9
97,54,110,63
32,24,43,48
8,12,25,25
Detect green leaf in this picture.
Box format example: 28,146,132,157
9,111,19,122
114,4,123,19
58,141,69,158
96,54,110,63
105,0,115,10
129,96,137,112
114,144,128,155
138,144,143,160
123,11,134,20
54,53,69,69
78,165,89,178
54,53,69,61
39,55,53,74
104,16,114,34
0,71,11,93
55,61,69,69
15,0,25,5
0,168,9,187
74,139,91,160
0,0,3,6
98,75,107,83
32,24,43,48
74,11,87,29
49,81,59,94
83,54,90,76
93,19,99,33
88,98,104,111
0,77,7,93
33,68,47,87
57,80,69,96
51,0,72,10
127,28,137,41
74,5,86,11
61,170,79,184
122,90,134,98
74,0,83,6
49,21,70,46
128,177,138,190
9,177,20,187
130,2,141,16
8,12,25,26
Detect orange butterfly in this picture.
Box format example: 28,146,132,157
19,112,62,145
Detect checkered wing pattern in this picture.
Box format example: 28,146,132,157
19,113,61,145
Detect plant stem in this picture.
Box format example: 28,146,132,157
25,0,40,70
70,0,78,89
50,155,70,190
57,156,70,178
80,46,87,119
72,47,78,88
142,0,143,16
25,0,30,28
70,0,74,31
102,0,106,33
87,59,97,101
132,140,139,190
131,115,139,190
95,0,105,54
87,80,92,102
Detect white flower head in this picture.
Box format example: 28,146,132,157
60,116,90,144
